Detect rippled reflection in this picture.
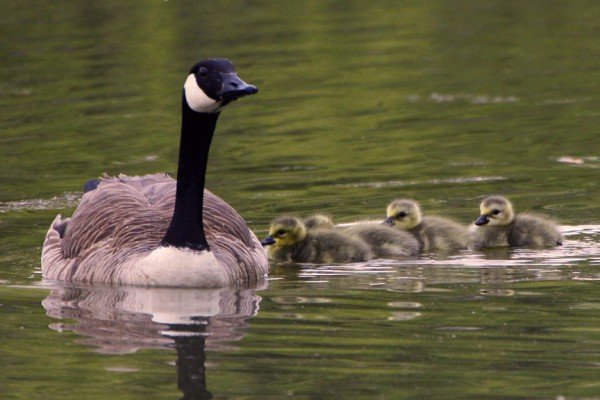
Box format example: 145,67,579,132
42,284,265,399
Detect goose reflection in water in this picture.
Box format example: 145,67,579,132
42,284,264,399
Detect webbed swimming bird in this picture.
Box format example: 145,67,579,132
383,199,469,252
345,223,420,258
261,216,373,263
41,59,269,287
303,214,335,231
303,215,419,258
470,195,563,249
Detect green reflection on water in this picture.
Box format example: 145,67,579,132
0,0,599,399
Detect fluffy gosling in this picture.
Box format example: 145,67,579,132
261,216,372,263
470,195,563,249
345,223,420,258
384,199,469,252
303,214,420,258
303,214,335,231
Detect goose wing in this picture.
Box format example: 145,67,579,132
60,174,174,259
42,174,266,284
201,190,267,282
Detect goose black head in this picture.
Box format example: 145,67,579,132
184,58,258,113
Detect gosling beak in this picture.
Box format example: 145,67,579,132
261,236,276,246
474,215,490,226
382,217,395,226
219,73,258,104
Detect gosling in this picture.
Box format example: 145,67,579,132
261,216,373,263
303,214,420,258
384,199,469,252
303,214,335,231
345,223,420,258
470,195,563,249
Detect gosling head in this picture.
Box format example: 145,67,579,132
261,217,308,247
184,58,258,114
383,199,422,230
304,214,334,230
474,196,515,227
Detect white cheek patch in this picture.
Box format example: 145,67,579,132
184,74,222,113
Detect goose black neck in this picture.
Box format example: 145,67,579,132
161,94,219,251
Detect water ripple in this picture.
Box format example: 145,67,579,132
406,93,519,104
557,156,600,168
335,176,507,189
283,225,600,286
0,193,81,213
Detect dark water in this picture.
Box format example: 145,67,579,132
1,1,599,399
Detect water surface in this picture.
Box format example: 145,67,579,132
1,1,599,399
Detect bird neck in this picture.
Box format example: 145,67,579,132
161,94,219,251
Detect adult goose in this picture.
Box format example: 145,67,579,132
42,59,269,287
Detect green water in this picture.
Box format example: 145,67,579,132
1,1,599,399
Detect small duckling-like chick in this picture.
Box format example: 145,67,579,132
303,215,419,258
470,196,563,249
345,223,420,258
304,214,335,231
384,199,469,252
261,216,373,263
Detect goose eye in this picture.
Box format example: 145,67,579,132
396,212,407,218
492,209,501,215
198,67,208,77
276,229,286,236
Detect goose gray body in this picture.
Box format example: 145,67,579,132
42,59,268,287
42,174,267,285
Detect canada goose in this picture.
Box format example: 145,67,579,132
303,215,419,258
470,195,563,249
261,216,373,263
41,59,269,287
383,199,469,252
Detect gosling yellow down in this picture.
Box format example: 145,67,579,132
470,195,563,249
384,199,469,252
261,216,373,263
303,215,420,258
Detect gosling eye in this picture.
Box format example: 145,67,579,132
492,209,501,215
198,67,208,77
396,211,408,218
275,229,286,237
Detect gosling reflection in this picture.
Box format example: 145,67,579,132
42,285,263,399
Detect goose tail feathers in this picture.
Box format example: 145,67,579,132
41,214,78,282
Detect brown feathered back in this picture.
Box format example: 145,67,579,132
42,174,267,285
